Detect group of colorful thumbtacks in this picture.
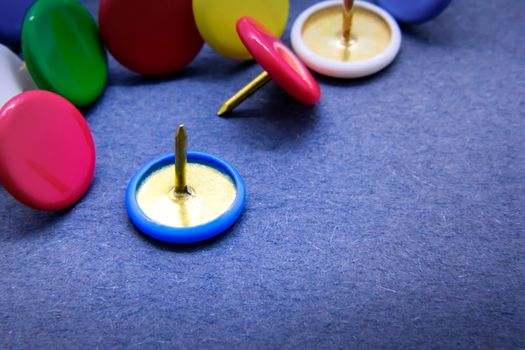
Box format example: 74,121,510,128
0,0,452,243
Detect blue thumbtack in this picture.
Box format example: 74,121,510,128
126,125,245,244
0,0,35,46
376,0,453,24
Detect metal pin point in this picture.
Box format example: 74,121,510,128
217,71,271,116
174,124,187,194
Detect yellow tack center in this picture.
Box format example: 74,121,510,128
137,163,236,228
301,5,391,62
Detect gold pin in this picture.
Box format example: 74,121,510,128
174,124,188,194
290,0,402,78
217,71,271,116
342,0,354,46
216,17,321,116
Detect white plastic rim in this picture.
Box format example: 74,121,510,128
0,44,37,108
291,0,401,79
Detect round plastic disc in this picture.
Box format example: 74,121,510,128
0,0,35,47
0,90,96,210
99,0,203,76
126,152,246,244
22,0,107,107
291,0,401,79
237,17,320,105
0,44,36,108
193,0,289,60
377,0,453,24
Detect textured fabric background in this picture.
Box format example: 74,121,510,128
1,0,524,348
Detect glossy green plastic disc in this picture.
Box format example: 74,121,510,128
22,0,107,107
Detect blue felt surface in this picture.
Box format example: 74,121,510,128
1,0,524,348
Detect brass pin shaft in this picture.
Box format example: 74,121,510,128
217,71,271,116
342,0,354,46
174,124,187,193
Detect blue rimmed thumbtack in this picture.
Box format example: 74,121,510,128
126,125,246,244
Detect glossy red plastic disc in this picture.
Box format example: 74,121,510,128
99,0,204,76
0,90,95,210
236,17,321,105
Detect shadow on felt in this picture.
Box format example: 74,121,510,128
105,48,256,87
0,194,71,238
216,80,322,149
106,65,200,87
0,174,103,238
397,10,459,48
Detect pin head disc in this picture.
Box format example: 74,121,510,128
126,152,246,244
99,0,203,76
0,90,96,210
377,0,453,24
291,0,401,79
192,0,289,60
0,44,36,108
0,0,35,47
237,17,321,105
22,0,107,107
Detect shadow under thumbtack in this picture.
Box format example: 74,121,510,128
0,193,72,238
400,22,458,48
106,49,256,87
217,85,321,150
107,64,202,87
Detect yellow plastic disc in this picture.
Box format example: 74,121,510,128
193,0,289,60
